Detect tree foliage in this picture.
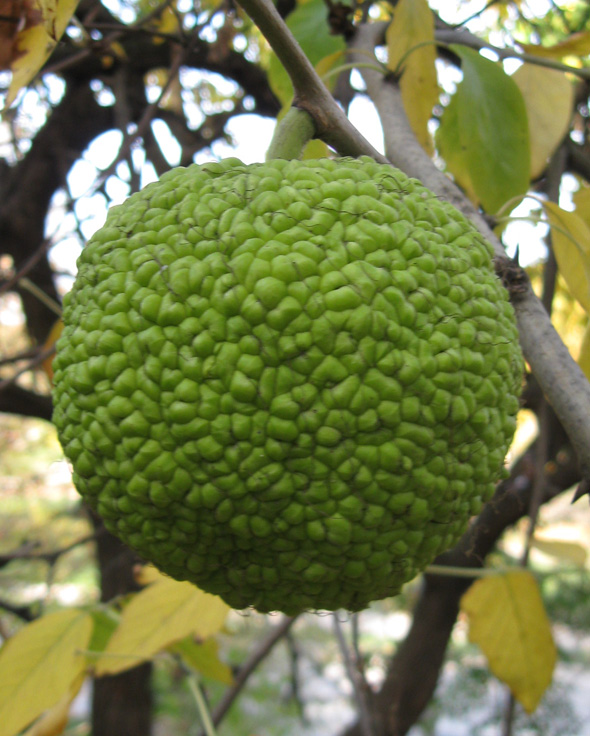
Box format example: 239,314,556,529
1,0,590,734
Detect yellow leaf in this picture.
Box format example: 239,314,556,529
0,609,93,736
172,638,234,685
573,183,590,231
94,579,229,676
6,0,80,108
512,64,574,180
461,570,556,713
521,32,590,61
302,138,329,160
134,563,167,586
531,537,588,567
41,319,63,384
153,5,179,42
386,0,439,154
576,322,590,382
107,40,127,60
22,673,85,736
316,48,345,88
545,201,590,314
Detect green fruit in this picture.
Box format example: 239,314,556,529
52,156,523,614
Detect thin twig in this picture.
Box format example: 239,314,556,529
18,277,62,317
0,239,52,296
43,0,177,78
333,615,375,736
0,344,55,394
0,535,96,567
435,27,590,80
204,615,298,732
89,36,192,195
285,630,307,723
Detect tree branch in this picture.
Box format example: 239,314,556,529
205,615,298,732
434,24,590,80
348,22,590,484
234,0,387,161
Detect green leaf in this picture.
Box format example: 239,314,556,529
86,609,119,660
0,609,93,736
436,91,478,205
267,0,345,105
172,638,233,685
439,45,530,213
461,570,556,714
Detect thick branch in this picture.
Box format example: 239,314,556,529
234,0,387,161
349,22,590,482
0,384,53,421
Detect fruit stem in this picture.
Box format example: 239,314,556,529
188,673,218,736
425,564,498,578
266,106,316,160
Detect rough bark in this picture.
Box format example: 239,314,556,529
91,513,153,736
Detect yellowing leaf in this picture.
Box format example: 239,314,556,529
461,570,556,713
521,32,590,60
41,319,63,383
6,0,80,108
172,638,234,685
302,138,329,160
386,0,438,154
512,64,574,180
545,201,590,314
94,579,229,676
0,609,93,736
531,537,588,567
22,673,85,736
573,183,590,231
135,563,167,586
576,322,590,383
153,6,179,41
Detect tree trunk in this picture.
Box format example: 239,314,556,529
91,514,153,736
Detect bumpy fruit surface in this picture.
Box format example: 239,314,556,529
53,157,523,614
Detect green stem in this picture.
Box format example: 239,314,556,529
266,107,316,160
188,674,218,736
321,61,388,82
425,564,499,578
18,277,62,317
392,39,441,76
